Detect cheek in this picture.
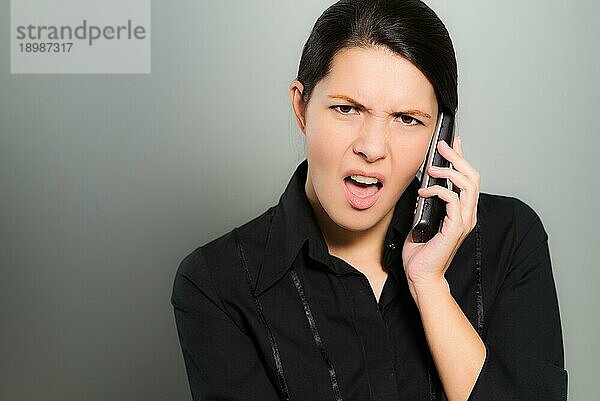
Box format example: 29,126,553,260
304,122,347,159
304,133,330,163
388,136,432,180
412,140,431,165
392,135,430,160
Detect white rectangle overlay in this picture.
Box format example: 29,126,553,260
11,0,150,74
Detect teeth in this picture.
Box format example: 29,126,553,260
350,174,379,185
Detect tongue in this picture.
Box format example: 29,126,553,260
346,179,379,198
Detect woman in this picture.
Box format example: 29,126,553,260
171,1,568,400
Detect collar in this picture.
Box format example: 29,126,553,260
253,158,420,296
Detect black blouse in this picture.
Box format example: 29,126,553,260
171,159,568,401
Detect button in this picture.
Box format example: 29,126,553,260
387,242,396,250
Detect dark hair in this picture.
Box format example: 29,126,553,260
296,0,458,115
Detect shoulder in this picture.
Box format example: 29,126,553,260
478,191,548,246
172,205,276,302
475,192,552,301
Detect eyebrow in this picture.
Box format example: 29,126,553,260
327,94,432,119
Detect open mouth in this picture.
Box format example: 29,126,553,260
344,176,383,190
342,175,383,210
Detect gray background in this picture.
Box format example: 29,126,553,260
1,0,597,400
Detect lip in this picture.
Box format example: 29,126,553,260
343,177,383,210
342,169,385,186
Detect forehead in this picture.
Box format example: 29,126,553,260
317,46,437,110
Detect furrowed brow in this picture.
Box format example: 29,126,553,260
392,109,432,119
327,94,431,119
328,95,366,109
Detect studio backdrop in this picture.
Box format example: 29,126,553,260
1,1,598,400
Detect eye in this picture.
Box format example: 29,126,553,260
330,105,359,115
398,114,422,126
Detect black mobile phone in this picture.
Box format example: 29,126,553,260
411,111,456,243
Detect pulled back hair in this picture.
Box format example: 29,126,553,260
296,0,458,115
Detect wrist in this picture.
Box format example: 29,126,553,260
410,277,450,308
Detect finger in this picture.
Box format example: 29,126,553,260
436,140,478,182
449,137,480,218
455,135,463,158
427,165,474,193
417,185,463,229
419,182,475,235
427,164,477,220
448,136,462,193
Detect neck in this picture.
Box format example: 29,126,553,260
305,178,393,268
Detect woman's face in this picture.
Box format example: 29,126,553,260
290,45,439,234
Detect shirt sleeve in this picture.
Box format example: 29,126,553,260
468,202,568,401
171,249,282,401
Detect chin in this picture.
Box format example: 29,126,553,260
328,203,386,232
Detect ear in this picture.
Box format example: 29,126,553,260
289,80,306,134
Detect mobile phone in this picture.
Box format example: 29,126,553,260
411,111,456,243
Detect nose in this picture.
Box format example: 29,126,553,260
352,118,389,162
